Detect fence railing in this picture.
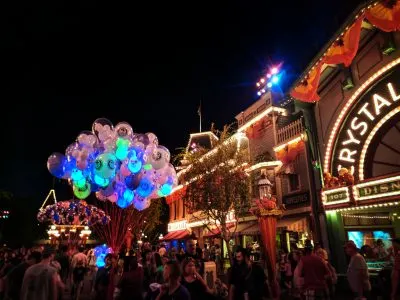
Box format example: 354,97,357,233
277,118,304,144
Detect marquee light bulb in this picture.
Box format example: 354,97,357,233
260,78,265,83
271,67,278,74
267,73,272,78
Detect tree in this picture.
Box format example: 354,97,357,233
179,126,251,261
93,200,162,251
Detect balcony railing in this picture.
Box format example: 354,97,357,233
277,118,304,145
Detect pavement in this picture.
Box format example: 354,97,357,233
62,271,94,300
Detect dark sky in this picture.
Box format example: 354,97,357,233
1,0,363,202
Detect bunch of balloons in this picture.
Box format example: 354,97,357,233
37,200,110,226
94,244,113,267
47,118,178,210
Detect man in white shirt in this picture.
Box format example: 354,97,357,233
345,241,371,299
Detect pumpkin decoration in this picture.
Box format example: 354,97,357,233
338,168,355,186
323,172,340,188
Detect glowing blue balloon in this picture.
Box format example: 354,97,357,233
160,183,173,196
116,146,129,161
125,174,140,190
94,175,109,187
127,150,142,174
136,177,155,198
94,244,112,268
71,169,84,181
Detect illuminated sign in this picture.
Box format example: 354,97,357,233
167,220,187,232
354,175,400,201
322,187,350,205
331,69,400,180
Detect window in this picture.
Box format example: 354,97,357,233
174,202,177,220
288,174,300,192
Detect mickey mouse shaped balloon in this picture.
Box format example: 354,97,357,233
47,118,178,209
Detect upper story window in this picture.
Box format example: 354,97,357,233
288,174,300,192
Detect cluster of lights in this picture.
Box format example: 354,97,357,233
0,211,10,219
342,214,390,219
47,225,92,240
256,66,281,96
326,201,399,213
324,58,400,173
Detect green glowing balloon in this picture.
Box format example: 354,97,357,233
73,182,91,199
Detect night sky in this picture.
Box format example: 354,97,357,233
1,0,363,203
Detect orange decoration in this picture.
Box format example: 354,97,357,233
166,186,187,204
366,0,400,32
325,15,365,67
290,62,324,103
276,140,304,164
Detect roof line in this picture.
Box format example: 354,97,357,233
289,0,376,94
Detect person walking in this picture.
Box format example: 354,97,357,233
20,247,59,300
345,241,371,300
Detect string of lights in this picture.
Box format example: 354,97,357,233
342,214,390,219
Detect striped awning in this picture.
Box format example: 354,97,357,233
277,216,308,232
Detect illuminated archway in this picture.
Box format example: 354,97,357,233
324,58,400,181
359,107,400,180
324,58,400,175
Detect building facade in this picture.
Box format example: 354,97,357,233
163,0,400,273
288,1,400,273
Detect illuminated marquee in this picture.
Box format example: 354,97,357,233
353,175,400,201
331,69,400,180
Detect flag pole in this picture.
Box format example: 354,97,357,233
198,99,202,132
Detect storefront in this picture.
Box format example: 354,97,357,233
320,60,400,272
160,220,193,251
322,175,400,272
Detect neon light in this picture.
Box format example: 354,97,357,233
358,107,400,180
324,58,400,173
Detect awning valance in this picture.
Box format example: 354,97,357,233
161,230,191,241
277,216,309,232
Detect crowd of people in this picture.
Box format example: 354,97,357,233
0,237,398,300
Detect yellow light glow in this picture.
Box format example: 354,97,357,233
324,58,400,173
273,135,304,152
237,107,287,133
245,161,283,172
